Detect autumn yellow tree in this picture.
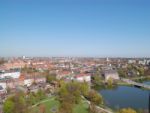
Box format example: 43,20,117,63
119,108,137,113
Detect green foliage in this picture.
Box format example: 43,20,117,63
27,93,37,105
119,108,137,113
107,78,113,87
3,90,47,113
3,92,29,113
58,81,81,104
36,89,46,100
137,67,144,76
27,90,46,106
127,64,145,77
46,73,56,83
80,82,89,96
59,101,74,113
21,67,37,74
92,74,102,85
3,99,14,113
87,90,103,105
58,81,90,113
118,69,126,77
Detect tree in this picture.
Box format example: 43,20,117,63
58,81,81,104
45,71,56,83
92,74,102,85
119,108,137,113
138,67,144,76
36,89,46,101
3,92,29,113
107,78,113,87
6,87,11,94
59,101,74,113
27,93,37,105
88,103,98,113
3,99,14,113
118,69,126,77
58,81,85,113
87,90,103,105
12,92,28,113
80,82,89,96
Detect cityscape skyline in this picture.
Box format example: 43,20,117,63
0,0,150,57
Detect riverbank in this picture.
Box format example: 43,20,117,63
99,81,150,112
91,79,150,112
127,76,150,82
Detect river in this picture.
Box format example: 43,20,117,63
100,81,150,111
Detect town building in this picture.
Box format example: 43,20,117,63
102,70,120,81
0,71,20,79
74,73,91,82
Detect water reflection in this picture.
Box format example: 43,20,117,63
99,82,150,111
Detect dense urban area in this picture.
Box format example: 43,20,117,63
0,56,150,113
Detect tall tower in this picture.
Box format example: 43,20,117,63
106,57,109,62
106,57,109,65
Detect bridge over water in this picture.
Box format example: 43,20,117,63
121,78,150,90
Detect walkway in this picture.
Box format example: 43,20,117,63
121,78,150,89
31,97,54,108
81,96,114,113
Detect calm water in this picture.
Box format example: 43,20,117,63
100,81,150,110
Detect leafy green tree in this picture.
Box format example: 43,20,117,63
92,74,102,85
27,93,37,105
45,70,56,83
3,92,29,113
80,82,89,96
59,81,81,104
36,89,46,101
87,90,103,105
3,99,14,113
107,78,113,87
138,67,145,76
118,69,126,77
58,81,87,113
13,92,28,113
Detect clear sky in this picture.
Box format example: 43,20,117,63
0,0,150,57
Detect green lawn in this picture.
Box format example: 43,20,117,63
32,97,89,113
73,101,89,113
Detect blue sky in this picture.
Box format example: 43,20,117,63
0,0,150,57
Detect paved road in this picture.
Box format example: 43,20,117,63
121,78,150,89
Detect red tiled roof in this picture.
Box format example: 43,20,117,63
58,71,71,75
18,74,25,81
75,73,90,78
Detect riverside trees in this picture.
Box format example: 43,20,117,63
57,81,88,113
57,81,103,113
57,81,90,113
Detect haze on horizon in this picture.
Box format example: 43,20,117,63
0,0,150,58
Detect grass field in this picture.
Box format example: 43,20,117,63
32,97,89,113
